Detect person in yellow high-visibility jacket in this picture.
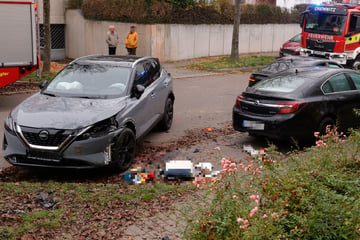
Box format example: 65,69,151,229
125,26,139,55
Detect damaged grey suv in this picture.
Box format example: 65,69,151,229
3,55,174,172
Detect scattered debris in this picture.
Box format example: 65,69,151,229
243,145,265,157
214,146,221,151
194,162,220,178
1,209,25,214
208,170,221,177
195,162,213,171
123,167,154,185
164,160,194,180
193,148,200,153
205,128,213,132
36,191,58,209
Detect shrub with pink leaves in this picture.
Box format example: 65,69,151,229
183,130,360,239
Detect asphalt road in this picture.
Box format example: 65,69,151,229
0,72,254,169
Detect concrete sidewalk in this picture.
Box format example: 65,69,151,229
162,52,278,79
162,61,223,80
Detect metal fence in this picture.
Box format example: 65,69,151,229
39,24,66,60
39,24,65,49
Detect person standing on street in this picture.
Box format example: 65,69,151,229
125,26,138,55
106,25,119,55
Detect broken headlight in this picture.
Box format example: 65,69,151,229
4,114,16,135
76,116,118,141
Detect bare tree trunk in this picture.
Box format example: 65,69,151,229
43,0,51,72
231,0,241,61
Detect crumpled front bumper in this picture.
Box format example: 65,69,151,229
3,128,123,169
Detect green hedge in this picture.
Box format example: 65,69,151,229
68,0,306,24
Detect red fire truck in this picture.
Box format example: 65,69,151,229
300,3,360,69
0,0,39,88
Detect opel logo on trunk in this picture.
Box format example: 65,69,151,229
39,130,49,141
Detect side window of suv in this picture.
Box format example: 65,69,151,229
133,61,150,87
149,59,161,81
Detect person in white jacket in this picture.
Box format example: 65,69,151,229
106,25,119,55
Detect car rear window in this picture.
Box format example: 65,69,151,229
328,63,342,68
253,75,305,93
261,62,290,73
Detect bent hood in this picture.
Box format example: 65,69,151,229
12,93,126,129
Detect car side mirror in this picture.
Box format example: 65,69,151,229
39,80,48,89
134,84,145,99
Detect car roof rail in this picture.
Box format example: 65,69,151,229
132,56,154,67
70,54,104,64
70,55,156,66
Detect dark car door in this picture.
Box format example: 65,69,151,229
322,73,360,131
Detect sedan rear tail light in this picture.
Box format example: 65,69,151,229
235,95,245,107
249,77,257,83
276,102,306,114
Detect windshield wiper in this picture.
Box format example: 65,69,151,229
71,95,107,99
75,96,91,99
42,92,57,97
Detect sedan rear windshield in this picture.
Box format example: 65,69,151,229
44,63,131,99
253,75,305,93
261,61,293,74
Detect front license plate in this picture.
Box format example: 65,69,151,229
27,150,62,162
243,120,264,130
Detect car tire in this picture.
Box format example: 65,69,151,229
111,128,136,172
353,58,360,71
158,97,174,131
318,117,335,136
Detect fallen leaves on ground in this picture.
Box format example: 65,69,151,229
0,123,235,239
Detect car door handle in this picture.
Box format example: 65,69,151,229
164,80,169,87
150,92,156,98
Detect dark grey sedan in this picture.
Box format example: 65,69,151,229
249,56,343,87
234,67,360,141
3,55,174,171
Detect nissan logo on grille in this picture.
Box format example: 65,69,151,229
38,130,49,141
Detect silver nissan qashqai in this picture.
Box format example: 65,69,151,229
3,55,174,172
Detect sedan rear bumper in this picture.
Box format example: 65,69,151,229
232,105,314,141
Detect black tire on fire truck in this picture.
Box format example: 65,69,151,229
353,56,360,71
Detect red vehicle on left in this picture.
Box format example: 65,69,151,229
0,0,39,88
279,33,301,57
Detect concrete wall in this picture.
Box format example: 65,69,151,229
66,10,300,61
37,0,66,24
